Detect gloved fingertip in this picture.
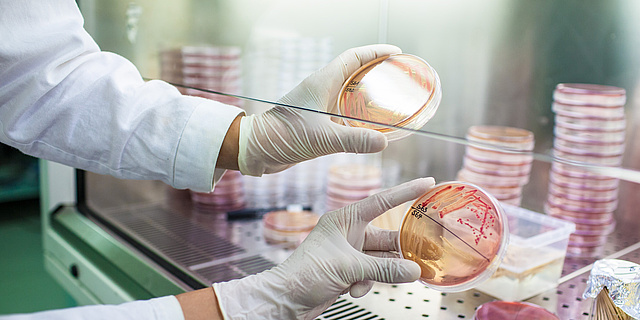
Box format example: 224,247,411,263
419,177,436,188
363,130,388,153
350,280,374,298
395,260,422,283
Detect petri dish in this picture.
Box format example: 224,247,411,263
554,125,626,144
548,181,618,202
554,113,626,131
553,83,626,106
467,125,535,151
566,244,605,258
553,83,626,107
263,209,319,248
474,301,559,320
546,193,618,213
398,181,508,292
553,136,625,157
550,169,620,191
551,101,625,119
337,53,441,141
463,156,533,176
457,167,529,186
466,146,534,165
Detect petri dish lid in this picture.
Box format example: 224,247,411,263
474,301,559,320
398,181,509,292
337,54,441,141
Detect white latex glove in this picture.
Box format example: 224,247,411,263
213,177,435,320
238,44,402,176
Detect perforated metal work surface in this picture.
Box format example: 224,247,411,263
93,197,640,319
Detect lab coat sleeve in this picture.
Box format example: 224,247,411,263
0,296,184,320
0,2,244,192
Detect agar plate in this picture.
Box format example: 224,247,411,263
399,181,508,292
337,53,441,141
263,210,319,248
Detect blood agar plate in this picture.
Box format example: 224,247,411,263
474,301,559,320
337,54,441,141
399,182,508,292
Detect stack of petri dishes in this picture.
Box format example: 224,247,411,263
283,157,330,209
457,125,535,206
160,45,243,107
545,83,626,258
245,35,333,107
243,171,288,210
262,207,320,249
325,164,382,212
190,170,245,213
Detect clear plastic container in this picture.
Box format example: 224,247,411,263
475,204,575,301
337,53,441,141
398,181,509,292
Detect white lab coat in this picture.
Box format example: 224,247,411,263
0,297,184,320
0,1,245,319
0,1,244,193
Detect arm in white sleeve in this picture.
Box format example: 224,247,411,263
0,2,243,192
0,296,183,320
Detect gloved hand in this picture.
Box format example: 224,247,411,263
213,177,435,320
238,44,402,176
